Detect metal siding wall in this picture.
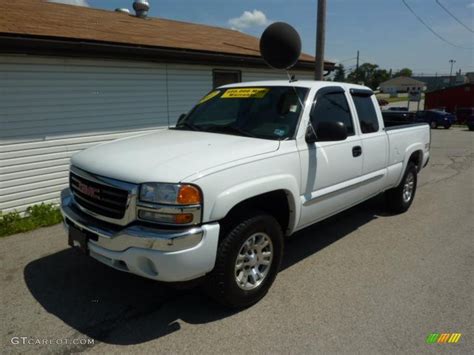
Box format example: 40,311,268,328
242,68,313,82
0,56,211,213
0,55,313,213
166,65,212,124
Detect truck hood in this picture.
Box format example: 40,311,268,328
71,129,280,183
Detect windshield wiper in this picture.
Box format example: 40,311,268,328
175,121,201,131
205,124,256,138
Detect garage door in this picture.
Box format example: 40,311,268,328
0,55,210,213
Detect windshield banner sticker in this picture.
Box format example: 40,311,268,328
222,88,270,99
199,90,221,104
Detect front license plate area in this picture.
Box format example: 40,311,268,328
68,225,89,254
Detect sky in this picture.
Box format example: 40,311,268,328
53,0,473,75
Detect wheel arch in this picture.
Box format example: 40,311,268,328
408,149,424,172
207,175,300,236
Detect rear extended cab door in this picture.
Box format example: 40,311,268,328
348,88,389,197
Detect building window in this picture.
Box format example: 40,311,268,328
213,70,241,89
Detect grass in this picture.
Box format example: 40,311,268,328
0,203,63,237
377,93,425,104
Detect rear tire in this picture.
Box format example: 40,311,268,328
385,163,418,214
430,121,438,129
205,211,283,308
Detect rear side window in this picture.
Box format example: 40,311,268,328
352,95,379,133
311,92,354,135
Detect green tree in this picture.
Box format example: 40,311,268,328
333,64,346,82
347,62,378,86
347,62,392,90
370,69,391,90
393,68,413,77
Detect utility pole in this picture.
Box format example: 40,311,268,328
356,50,360,72
449,59,456,86
314,0,326,80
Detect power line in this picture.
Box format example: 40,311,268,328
338,56,357,63
401,0,473,49
435,0,473,33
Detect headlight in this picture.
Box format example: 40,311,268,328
139,183,201,205
138,183,202,225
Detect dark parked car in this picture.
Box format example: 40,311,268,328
387,106,409,112
456,107,474,124
414,110,455,129
382,110,415,127
466,115,474,131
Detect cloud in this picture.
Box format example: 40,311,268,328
228,10,270,31
467,3,474,8
49,0,90,7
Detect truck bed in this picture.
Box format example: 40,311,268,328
384,122,429,130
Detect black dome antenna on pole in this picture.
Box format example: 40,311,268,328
259,22,302,70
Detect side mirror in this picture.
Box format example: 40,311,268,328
316,121,348,141
177,113,186,124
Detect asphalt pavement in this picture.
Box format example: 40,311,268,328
1,127,472,354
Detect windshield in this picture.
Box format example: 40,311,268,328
174,86,309,140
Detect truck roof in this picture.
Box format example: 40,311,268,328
219,80,372,92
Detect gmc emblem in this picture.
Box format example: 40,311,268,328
77,181,101,200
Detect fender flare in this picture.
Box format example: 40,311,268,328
395,143,424,186
208,174,301,234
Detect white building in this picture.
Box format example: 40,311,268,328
0,0,334,213
379,76,426,94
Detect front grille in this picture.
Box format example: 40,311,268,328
70,171,129,219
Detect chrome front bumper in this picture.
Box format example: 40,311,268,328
60,189,220,281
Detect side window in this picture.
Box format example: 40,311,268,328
352,95,379,133
311,92,354,135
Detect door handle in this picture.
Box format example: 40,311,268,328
352,146,362,157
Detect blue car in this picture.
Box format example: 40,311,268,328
414,110,456,129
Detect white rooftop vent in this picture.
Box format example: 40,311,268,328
133,0,150,18
115,8,131,14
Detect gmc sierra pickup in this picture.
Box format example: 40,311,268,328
61,80,430,307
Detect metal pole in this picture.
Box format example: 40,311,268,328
449,59,456,86
356,50,359,72
314,0,326,80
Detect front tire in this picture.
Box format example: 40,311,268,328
206,212,283,308
385,162,418,214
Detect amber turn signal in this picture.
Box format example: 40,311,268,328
174,213,194,224
177,185,201,204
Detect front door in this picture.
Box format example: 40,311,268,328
298,87,363,228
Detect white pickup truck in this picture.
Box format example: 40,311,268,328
60,80,430,307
